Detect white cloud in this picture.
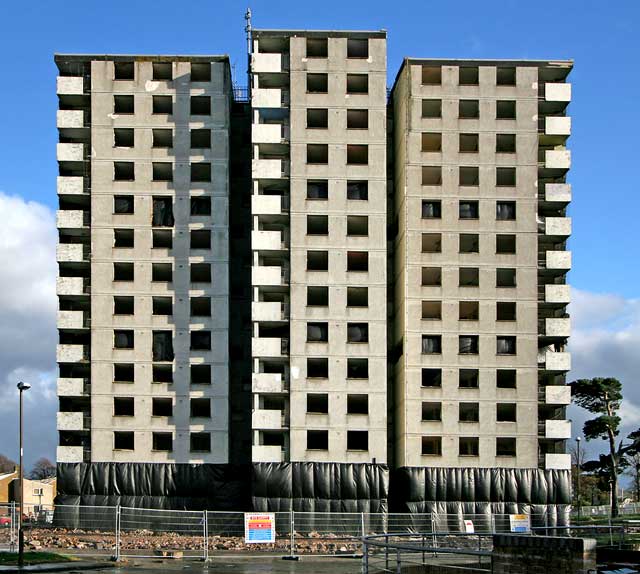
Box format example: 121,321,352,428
0,192,57,469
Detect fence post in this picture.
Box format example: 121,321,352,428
362,535,368,574
385,534,389,572
290,510,295,559
114,505,121,561
360,511,365,554
10,501,16,552
203,510,208,561
395,548,401,574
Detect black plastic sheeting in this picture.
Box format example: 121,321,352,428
56,463,570,528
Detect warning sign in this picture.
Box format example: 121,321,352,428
244,513,276,544
464,520,474,533
509,514,531,533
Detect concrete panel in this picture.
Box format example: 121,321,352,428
546,250,571,270
252,88,283,108
545,386,571,405
57,411,85,431
252,123,283,143
252,195,283,215
252,53,283,74
252,302,285,322
252,158,287,179
545,83,571,102
545,420,571,439
542,351,571,371
252,265,285,286
545,149,571,169
544,183,571,203
544,217,571,237
57,143,84,162
252,230,284,251
252,409,283,429
57,344,89,363
57,310,88,329
545,116,571,136
545,453,571,469
57,446,84,463
545,317,570,337
252,337,285,357
57,378,87,397
57,210,87,229
57,176,85,195
57,76,84,95
252,373,284,394
545,284,570,304
56,277,85,296
252,445,285,462
57,110,84,129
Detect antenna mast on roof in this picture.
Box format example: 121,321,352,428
245,8,252,91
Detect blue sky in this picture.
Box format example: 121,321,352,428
0,0,638,468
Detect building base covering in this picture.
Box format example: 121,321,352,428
55,463,570,526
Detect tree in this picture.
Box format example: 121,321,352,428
625,452,640,502
28,458,55,480
0,454,17,474
571,377,623,517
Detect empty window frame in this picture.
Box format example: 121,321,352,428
114,61,134,80
459,267,479,287
307,393,329,414
190,229,211,249
459,369,479,389
422,402,442,421
114,128,134,148
190,398,211,418
190,432,211,452
459,234,479,253
152,397,173,417
422,66,441,85
422,166,442,185
347,251,368,271
191,129,211,149
422,335,442,354
152,62,172,80
347,215,368,236
347,394,368,415
422,301,442,320
347,38,368,58
459,335,479,354
422,233,442,253
191,196,211,216
191,364,211,385
152,163,173,182
459,201,479,219
307,250,329,271
114,229,134,248
114,162,134,181
459,301,479,321
347,74,368,94
459,166,479,186
190,96,211,115
347,109,368,129
113,397,134,417
497,369,517,388
190,263,211,283
497,302,516,321
114,195,134,214
459,100,479,119
422,267,442,286
496,268,516,287
496,167,516,186
496,67,516,86
496,100,516,119
114,95,134,114
114,330,134,349
152,432,173,451
152,95,173,115
191,163,211,182
347,358,368,379
456,399,482,421
496,134,516,153
152,296,172,316
152,331,174,361
191,331,211,351
114,363,134,383
347,430,368,451
152,196,174,226
114,296,134,315
191,62,211,82
307,144,329,164
459,437,479,456
151,129,172,148
307,108,328,129
151,263,172,282
152,364,173,383
497,336,517,355
422,436,442,456
422,368,442,387
307,357,329,378
422,133,442,152
307,180,328,199
497,403,517,422
422,99,442,118
347,323,369,343
307,215,328,235
459,133,479,153
113,262,134,281
496,201,516,220
307,73,328,93
307,430,328,450
306,38,328,58
347,286,368,307
347,144,368,165
459,66,479,85
307,286,329,306
114,431,134,450
496,234,516,254
307,322,328,343
496,437,516,456
422,200,441,218
347,180,368,200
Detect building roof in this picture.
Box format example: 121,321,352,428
54,54,229,64
252,29,386,39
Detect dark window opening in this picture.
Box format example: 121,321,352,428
347,394,368,415
114,62,134,80
307,144,328,164
114,296,134,315
114,229,134,248
152,296,172,316
152,163,173,182
460,166,479,186
347,180,368,200
114,431,134,450
191,96,211,115
152,229,172,249
307,215,328,235
347,323,368,343
191,297,211,316
191,129,211,149
307,393,328,414
422,66,441,85
152,331,174,361
459,403,479,422
459,369,479,389
152,263,172,282
422,133,442,152
307,286,329,306
422,335,441,354
459,335,479,354
347,430,368,450
496,201,516,220
114,95,134,114
307,322,328,343
496,437,516,457
114,363,134,383
422,99,442,118
307,430,328,450
422,368,442,387
307,108,328,129
191,263,211,283
347,251,368,271
496,100,516,119
459,267,479,287
347,358,368,379
496,268,516,287
422,201,441,219
152,62,172,81
459,67,479,85
497,336,517,355
347,38,368,59
307,73,328,93
347,287,368,307
496,67,516,86
422,436,442,456
307,358,328,378
191,63,211,82
191,229,211,249
191,196,211,215
191,364,211,385
114,195,134,214
347,109,368,129
496,234,516,254
153,432,173,451
152,397,173,417
152,364,173,383
496,134,516,153
422,233,442,253
422,402,441,421
497,167,516,186
459,133,479,153
497,302,516,321
152,129,172,148
459,234,479,253
497,403,517,422
347,74,368,94
459,201,479,219
347,215,368,236
113,397,134,417
191,163,212,182
152,197,174,226
459,437,479,456
306,38,328,58
459,100,479,119
459,301,479,321
113,262,134,282
114,162,134,181
190,432,211,452
497,369,517,389
153,95,173,115
190,398,211,418
114,128,134,148
422,301,441,320
422,166,442,185
191,331,211,351
307,180,328,199
114,330,134,349
422,267,442,286
307,250,328,271
347,145,368,165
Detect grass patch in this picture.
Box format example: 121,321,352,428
0,552,75,565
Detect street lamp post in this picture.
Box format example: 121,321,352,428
17,381,31,567
576,437,582,524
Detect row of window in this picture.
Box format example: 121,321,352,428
113,262,211,282
112,430,212,452
112,161,213,182
113,229,214,249
421,65,518,87
302,37,370,59
305,285,368,307
113,330,209,358
112,296,213,317
421,401,516,423
305,73,369,94
114,195,211,217
113,94,214,116
422,99,517,120
305,144,370,165
112,396,213,418
305,394,369,414
421,233,517,254
422,132,518,153
112,128,213,149
306,250,369,271
306,180,368,200
306,429,369,451
306,322,369,343
422,368,516,388
422,166,517,186
422,200,516,220
421,300,516,321
113,362,211,384
422,267,517,288
304,108,369,129
422,335,517,355
305,215,370,236
422,436,517,457
113,61,215,82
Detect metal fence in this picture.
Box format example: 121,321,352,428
576,502,640,517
